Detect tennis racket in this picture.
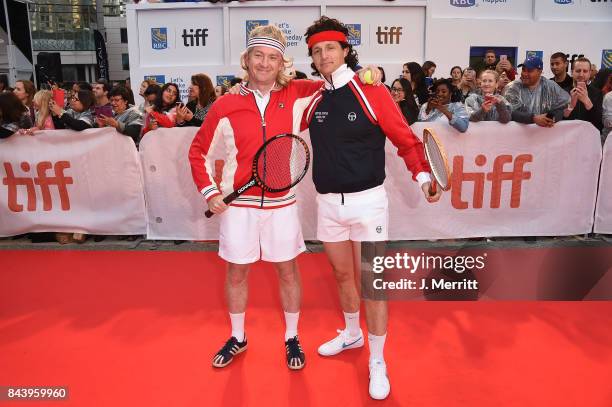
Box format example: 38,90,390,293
423,128,452,195
205,133,310,218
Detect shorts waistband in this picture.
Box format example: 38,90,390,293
317,185,386,205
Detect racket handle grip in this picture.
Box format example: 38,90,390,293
428,179,437,196
204,191,240,219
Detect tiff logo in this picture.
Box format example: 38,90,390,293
451,154,532,209
376,26,402,44
182,28,208,47
2,161,73,212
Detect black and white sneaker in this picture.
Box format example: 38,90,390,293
285,336,305,370
212,336,248,368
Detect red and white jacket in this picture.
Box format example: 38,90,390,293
189,80,323,209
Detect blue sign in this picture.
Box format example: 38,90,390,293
526,50,544,60
345,24,361,46
450,0,476,7
216,75,236,88
246,20,269,45
603,50,612,70
151,28,168,50
144,75,165,84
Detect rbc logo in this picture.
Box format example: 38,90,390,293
246,20,269,44
216,75,235,88
554,0,573,4
144,75,165,84
345,24,361,46
451,0,476,7
151,28,168,50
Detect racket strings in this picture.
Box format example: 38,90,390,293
256,136,309,191
425,138,449,188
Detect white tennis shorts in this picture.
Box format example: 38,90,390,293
316,185,389,242
218,204,305,264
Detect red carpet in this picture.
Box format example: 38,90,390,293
1,251,611,406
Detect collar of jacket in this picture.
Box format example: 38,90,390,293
323,64,353,90
239,82,280,96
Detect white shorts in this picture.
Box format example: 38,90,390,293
218,204,305,264
316,185,389,242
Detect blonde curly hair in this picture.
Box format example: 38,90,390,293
240,24,294,88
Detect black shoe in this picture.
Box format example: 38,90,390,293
285,336,305,370
212,336,247,368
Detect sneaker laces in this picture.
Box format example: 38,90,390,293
286,337,303,359
219,337,238,355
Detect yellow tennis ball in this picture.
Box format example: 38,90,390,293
364,70,374,85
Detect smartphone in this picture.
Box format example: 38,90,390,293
577,81,587,90
52,88,65,107
485,94,495,102
500,55,508,62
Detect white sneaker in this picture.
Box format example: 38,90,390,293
317,329,364,356
369,359,390,400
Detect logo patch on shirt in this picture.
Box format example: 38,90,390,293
348,112,357,122
315,111,328,123
376,226,382,233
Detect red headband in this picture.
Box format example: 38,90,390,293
307,30,348,49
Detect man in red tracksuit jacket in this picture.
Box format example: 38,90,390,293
302,16,442,400
188,25,323,371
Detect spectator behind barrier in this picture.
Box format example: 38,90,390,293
475,49,497,75
465,70,511,124
497,71,511,95
455,67,477,103
562,57,603,131
13,80,36,124
418,78,469,133
97,86,143,144
31,90,55,131
505,55,570,128
214,85,228,97
422,60,436,88
141,84,163,134
0,92,30,139
403,61,428,106
449,66,462,90
177,74,216,128
603,91,611,143
590,64,598,84
93,80,112,118
390,78,419,125
550,52,573,93
143,82,179,131
50,89,95,131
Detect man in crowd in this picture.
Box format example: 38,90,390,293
505,55,570,127
562,57,603,131
92,80,112,117
476,49,498,74
550,52,573,92
97,86,143,144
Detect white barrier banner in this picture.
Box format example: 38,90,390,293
142,121,601,240
595,135,612,234
0,128,147,236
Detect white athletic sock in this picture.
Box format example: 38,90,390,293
368,332,387,363
229,312,245,342
284,311,300,341
344,311,361,337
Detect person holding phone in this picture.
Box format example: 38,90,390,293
142,83,180,131
50,89,95,131
465,70,511,123
418,78,469,132
97,86,143,144
562,57,603,131
505,56,570,128
176,74,216,127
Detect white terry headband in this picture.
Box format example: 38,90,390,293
246,36,286,55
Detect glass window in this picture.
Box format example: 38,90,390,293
121,54,129,71
120,28,128,44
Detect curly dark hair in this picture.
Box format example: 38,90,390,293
431,78,456,94
0,92,27,123
304,16,359,77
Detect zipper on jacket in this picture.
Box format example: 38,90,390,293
260,105,268,209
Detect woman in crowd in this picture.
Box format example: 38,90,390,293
50,89,95,131
143,82,180,130
403,61,429,106
97,86,143,144
141,84,163,135
214,85,228,98
13,80,36,124
390,78,419,125
456,67,478,103
422,60,437,88
177,74,216,127
418,78,469,133
30,90,55,131
450,66,462,89
0,92,30,139
497,71,511,95
465,70,511,123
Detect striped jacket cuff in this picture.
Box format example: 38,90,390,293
201,185,221,202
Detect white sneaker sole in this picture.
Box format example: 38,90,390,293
317,336,364,357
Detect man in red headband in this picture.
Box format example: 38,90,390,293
302,16,441,400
